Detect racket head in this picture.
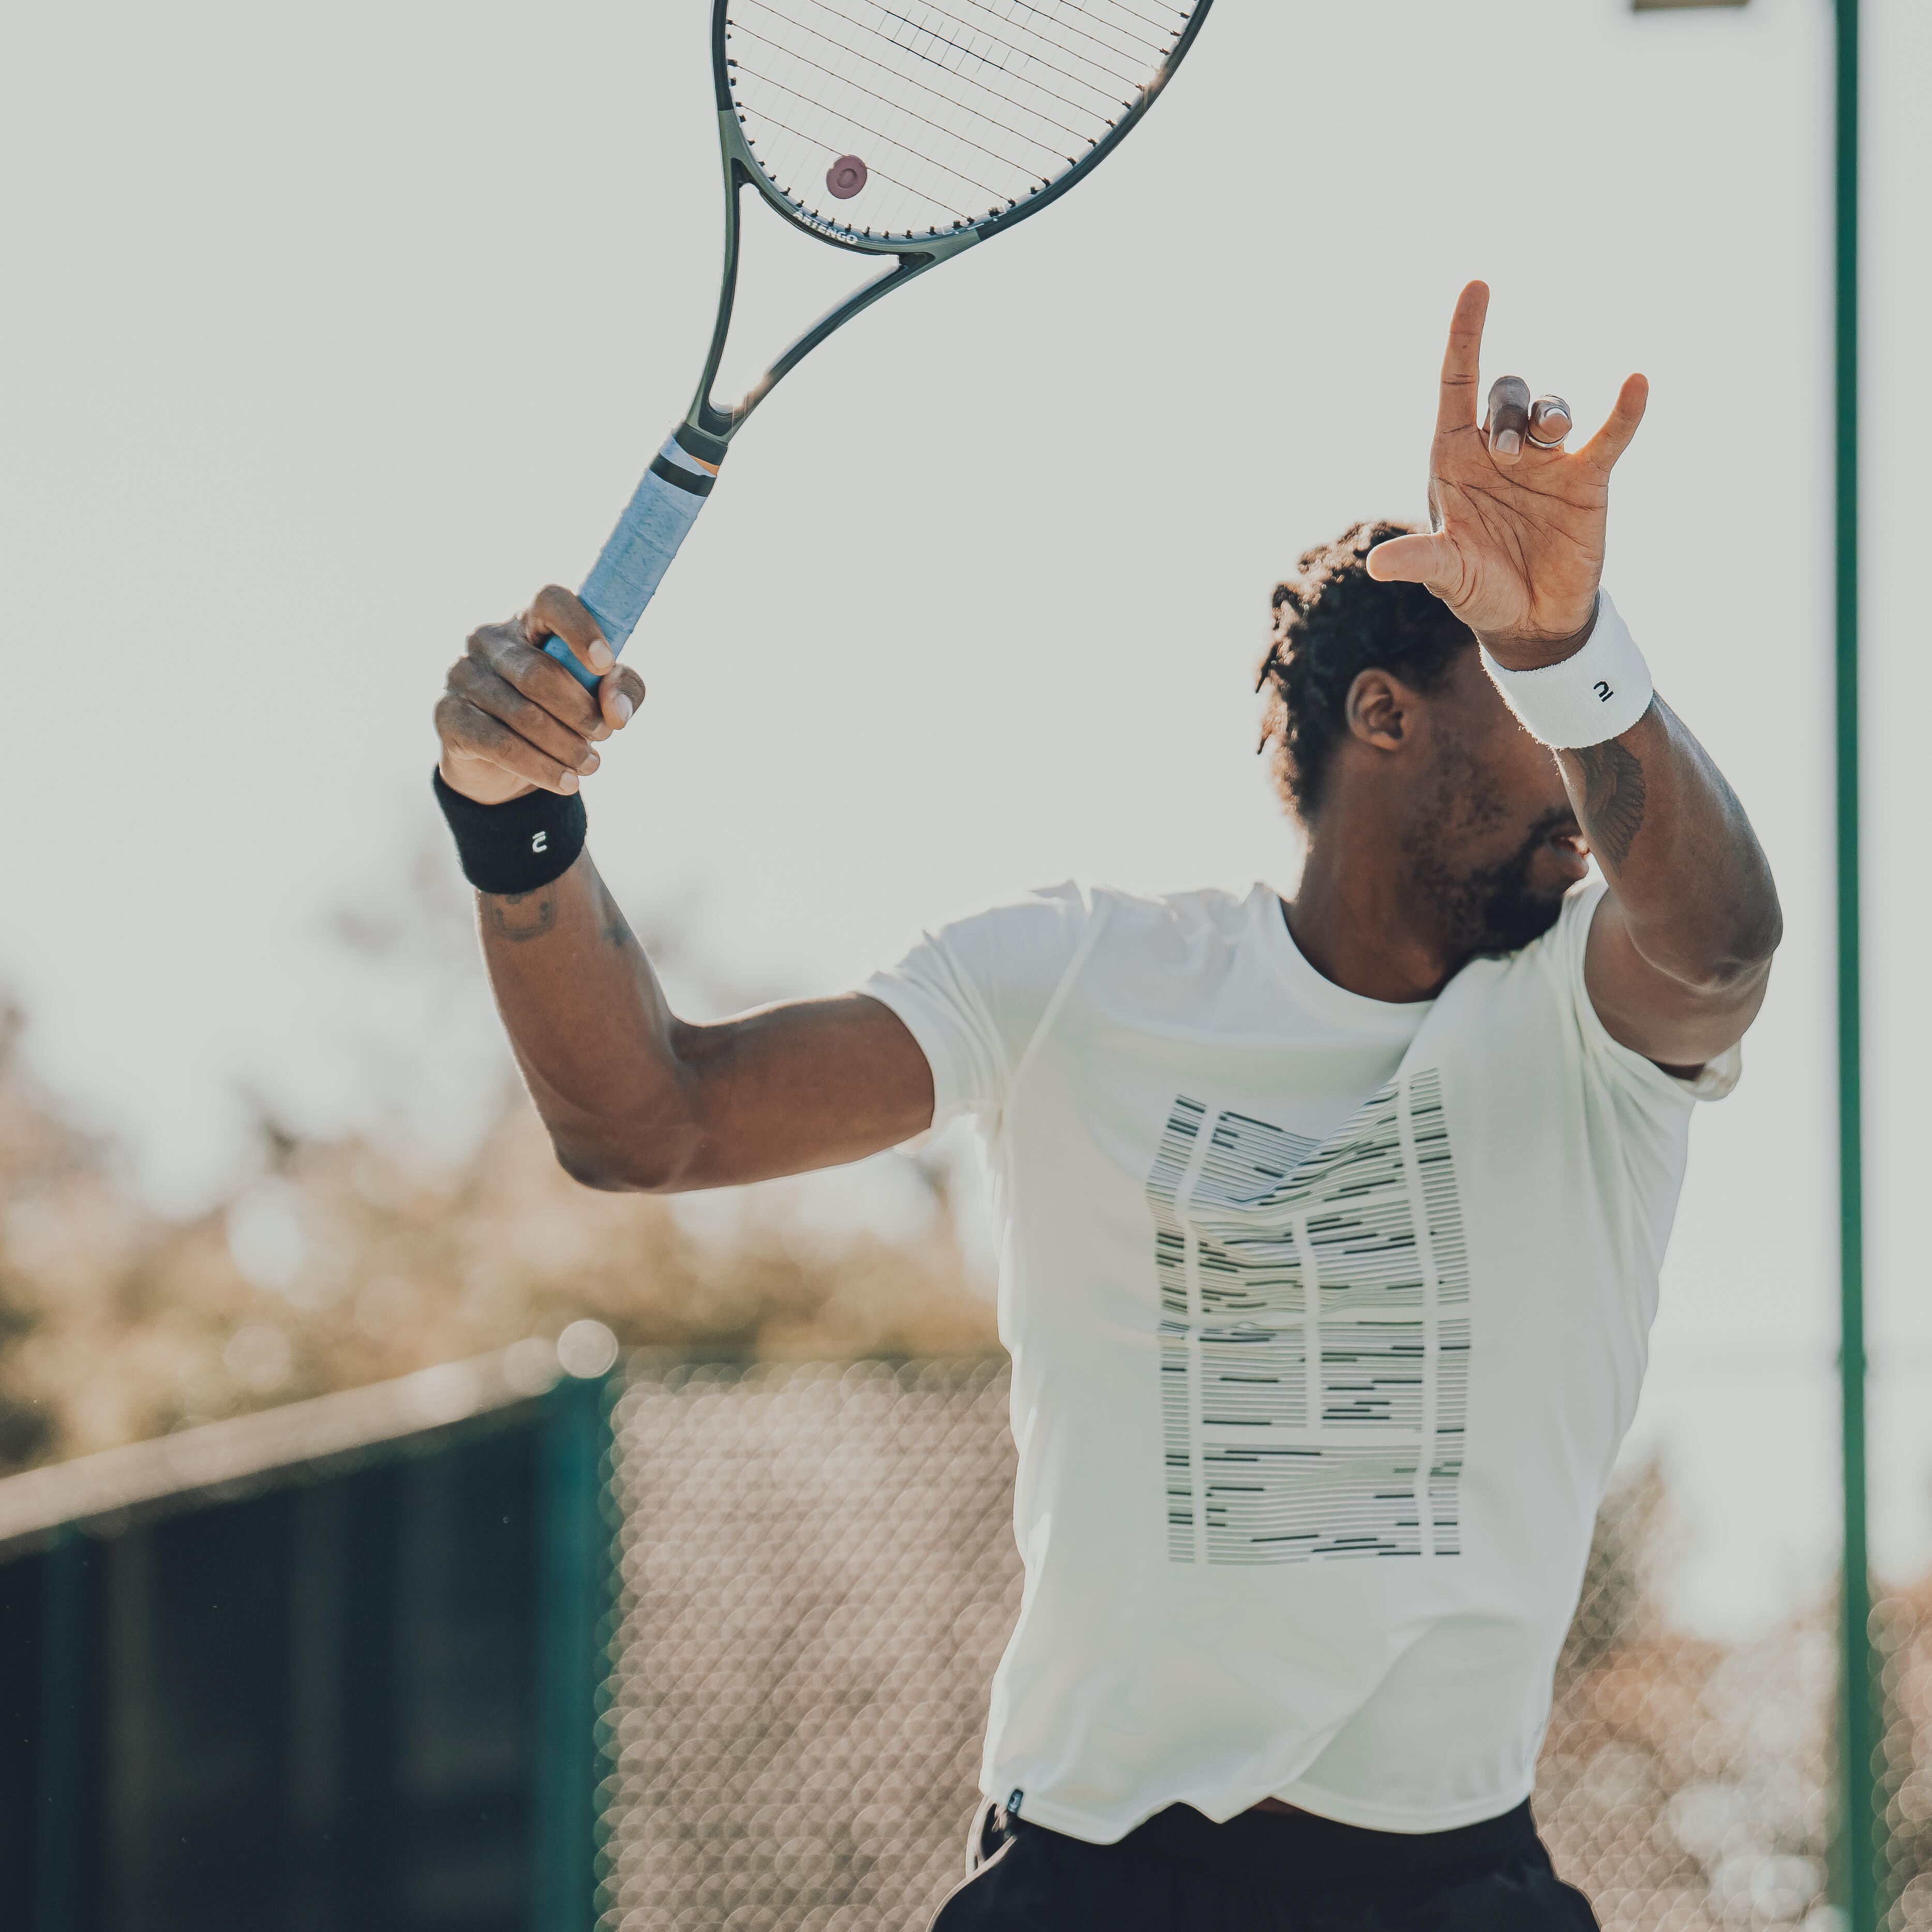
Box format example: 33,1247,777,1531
715,0,1213,256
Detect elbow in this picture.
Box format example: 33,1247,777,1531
536,1027,719,1193
1653,898,1784,1001
552,1141,651,1193
1712,893,1785,988
550,1121,707,1195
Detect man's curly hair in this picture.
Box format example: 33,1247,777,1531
1255,519,1476,823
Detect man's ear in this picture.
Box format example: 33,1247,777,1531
1345,668,1410,751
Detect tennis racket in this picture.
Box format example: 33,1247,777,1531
545,0,1216,690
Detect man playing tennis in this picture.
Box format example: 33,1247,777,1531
432,282,1779,1932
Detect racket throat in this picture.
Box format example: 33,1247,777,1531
687,130,975,446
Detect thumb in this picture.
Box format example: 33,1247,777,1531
1366,532,1457,589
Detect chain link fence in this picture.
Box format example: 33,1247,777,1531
601,1361,1016,1932
1879,1585,1932,1932
597,1358,1926,1932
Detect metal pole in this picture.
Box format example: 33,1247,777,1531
1833,3,1880,1928
531,1371,614,1932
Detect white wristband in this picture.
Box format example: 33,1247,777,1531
1478,591,1653,749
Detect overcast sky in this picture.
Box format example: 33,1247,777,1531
3,0,1928,1625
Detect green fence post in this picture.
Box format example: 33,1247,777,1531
1833,3,1881,1929
532,1371,614,1932
34,1526,88,1932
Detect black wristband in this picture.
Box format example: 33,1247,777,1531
432,769,588,894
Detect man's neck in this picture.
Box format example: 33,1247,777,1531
1285,829,1462,1005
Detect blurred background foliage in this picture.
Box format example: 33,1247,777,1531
0,856,998,1475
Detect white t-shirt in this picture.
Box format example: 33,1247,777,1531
863,879,1736,1844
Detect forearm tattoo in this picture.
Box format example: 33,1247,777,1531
597,880,637,952
1568,735,1648,870
485,890,557,943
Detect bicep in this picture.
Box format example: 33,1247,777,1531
663,992,936,1190
1583,894,1771,1074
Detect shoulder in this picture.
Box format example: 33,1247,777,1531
1523,879,1601,982
897,881,1274,1003
922,880,1097,972
868,884,1103,1030
935,879,1256,952
1079,880,1265,948
1512,882,1740,1106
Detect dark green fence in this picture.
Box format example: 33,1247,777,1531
0,1354,612,1932
9,1351,1931,1932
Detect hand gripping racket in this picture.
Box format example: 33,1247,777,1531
546,0,1216,688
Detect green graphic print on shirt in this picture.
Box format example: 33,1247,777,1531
1146,1071,1470,1565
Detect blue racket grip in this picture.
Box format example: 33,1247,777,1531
546,430,718,690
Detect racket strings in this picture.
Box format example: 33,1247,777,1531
893,0,1150,91
731,0,1167,220
738,101,979,218
1054,0,1180,37
746,0,1113,138
731,26,1071,191
962,0,1184,86
733,22,1089,151
726,0,1190,239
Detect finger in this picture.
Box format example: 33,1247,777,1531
1577,373,1649,475
1527,395,1572,449
469,619,609,742
599,665,646,731
449,653,603,776
436,694,584,797
1366,531,1458,590
528,583,615,678
1435,280,1490,435
1485,376,1532,465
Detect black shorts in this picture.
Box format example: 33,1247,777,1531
926,1795,1600,1932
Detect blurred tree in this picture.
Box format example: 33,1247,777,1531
0,860,997,1473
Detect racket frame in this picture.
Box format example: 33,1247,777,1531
547,0,1215,682
681,0,1216,458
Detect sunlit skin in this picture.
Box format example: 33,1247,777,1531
1285,642,1596,1005
431,281,1779,1194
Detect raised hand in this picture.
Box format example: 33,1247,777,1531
1367,281,1648,669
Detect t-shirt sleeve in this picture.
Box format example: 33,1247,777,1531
1552,881,1743,1105
861,882,1096,1133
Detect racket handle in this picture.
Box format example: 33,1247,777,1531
546,430,721,690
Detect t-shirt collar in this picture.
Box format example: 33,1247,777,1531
1252,884,1438,1035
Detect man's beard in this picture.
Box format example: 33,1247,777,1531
1406,805,1575,958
